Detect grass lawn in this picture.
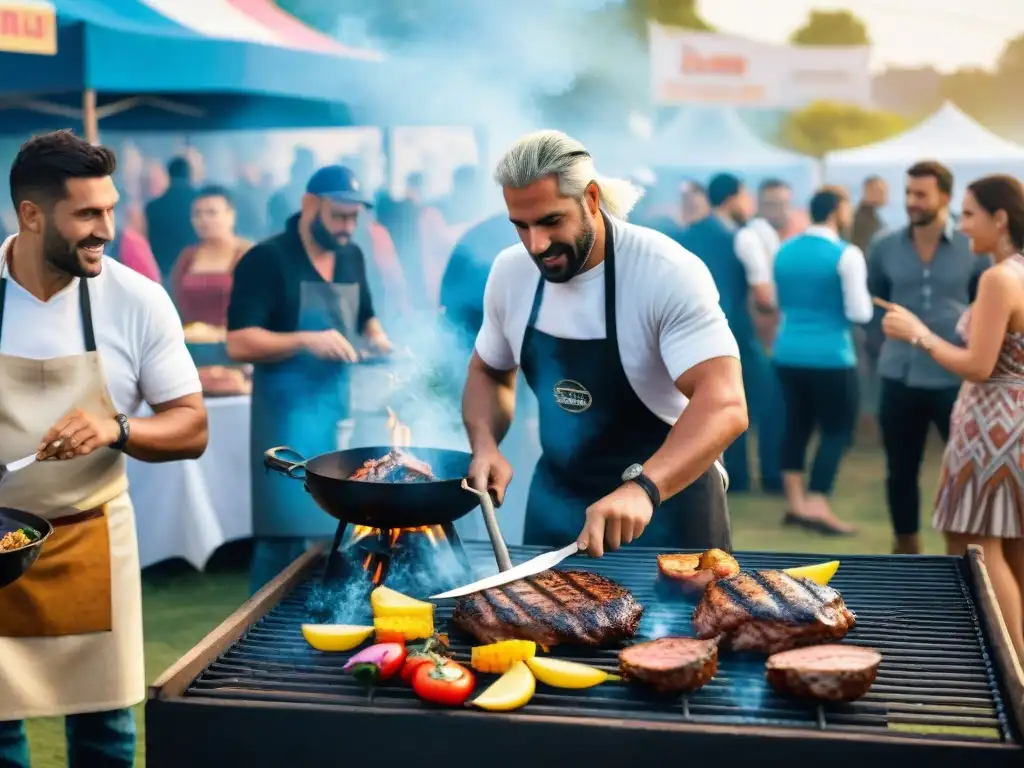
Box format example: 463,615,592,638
24,441,944,766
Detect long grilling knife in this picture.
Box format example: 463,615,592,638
430,541,584,600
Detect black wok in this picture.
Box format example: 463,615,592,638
0,507,53,589
264,445,481,529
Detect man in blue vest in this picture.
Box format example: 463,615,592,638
679,173,781,493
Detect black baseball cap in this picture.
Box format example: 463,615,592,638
306,165,372,208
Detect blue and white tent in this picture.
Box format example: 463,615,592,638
0,0,387,134
648,107,820,203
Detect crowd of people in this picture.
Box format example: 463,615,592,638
53,137,1023,661
0,126,1022,765
636,161,1023,661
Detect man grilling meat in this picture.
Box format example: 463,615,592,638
463,130,747,557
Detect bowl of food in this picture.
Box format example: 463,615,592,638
0,508,52,589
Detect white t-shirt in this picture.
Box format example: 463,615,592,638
0,236,201,415
734,217,781,287
475,217,739,425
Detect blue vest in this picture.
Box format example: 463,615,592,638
678,216,752,341
773,233,856,368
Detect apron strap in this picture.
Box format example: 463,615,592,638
0,276,97,353
78,276,97,353
0,277,6,347
600,213,617,365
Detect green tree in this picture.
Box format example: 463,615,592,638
790,10,870,46
626,0,713,31
780,101,909,157
997,33,1024,76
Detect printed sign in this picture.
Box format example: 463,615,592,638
649,24,871,109
0,1,56,56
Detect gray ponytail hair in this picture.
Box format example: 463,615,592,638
493,130,644,220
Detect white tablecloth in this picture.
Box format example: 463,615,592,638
129,396,252,569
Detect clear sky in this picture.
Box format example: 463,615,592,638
699,0,1023,72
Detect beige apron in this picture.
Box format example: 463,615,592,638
0,263,144,720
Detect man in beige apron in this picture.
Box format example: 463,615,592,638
0,131,207,767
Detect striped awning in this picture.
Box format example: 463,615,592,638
138,0,382,60
0,0,388,132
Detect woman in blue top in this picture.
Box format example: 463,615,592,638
773,188,874,534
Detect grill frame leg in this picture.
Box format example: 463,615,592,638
322,521,349,584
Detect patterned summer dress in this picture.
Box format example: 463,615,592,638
933,255,1024,538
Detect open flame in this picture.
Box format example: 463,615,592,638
346,407,444,586
386,406,412,448
348,525,448,585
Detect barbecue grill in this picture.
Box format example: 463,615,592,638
147,544,1024,767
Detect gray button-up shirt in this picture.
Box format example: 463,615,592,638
867,217,990,389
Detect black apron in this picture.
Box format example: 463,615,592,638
249,277,360,538
520,214,732,550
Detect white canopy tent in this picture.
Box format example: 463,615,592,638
825,102,1024,225
648,107,820,204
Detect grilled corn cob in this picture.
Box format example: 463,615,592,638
470,640,537,674
373,616,434,643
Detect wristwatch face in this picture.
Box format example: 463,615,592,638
621,463,643,482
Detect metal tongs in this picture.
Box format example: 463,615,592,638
461,479,513,572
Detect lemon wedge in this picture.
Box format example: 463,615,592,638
471,660,536,711
301,624,374,652
526,657,619,689
783,560,840,585
370,586,434,620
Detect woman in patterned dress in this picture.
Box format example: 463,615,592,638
880,174,1024,662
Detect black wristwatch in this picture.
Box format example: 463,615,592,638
622,463,661,509
110,413,130,451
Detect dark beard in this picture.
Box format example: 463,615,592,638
311,215,348,251
43,226,105,278
534,213,597,284
908,208,939,227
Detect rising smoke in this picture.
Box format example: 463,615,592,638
336,0,648,177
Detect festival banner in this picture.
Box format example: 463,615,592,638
0,0,56,56
649,24,871,109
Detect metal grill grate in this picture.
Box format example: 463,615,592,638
184,545,1016,744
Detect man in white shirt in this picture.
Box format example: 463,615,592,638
0,130,206,767
731,179,792,493
734,178,792,321
463,130,747,556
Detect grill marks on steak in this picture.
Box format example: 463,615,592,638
692,570,855,654
452,569,643,648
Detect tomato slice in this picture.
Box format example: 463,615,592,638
412,661,476,706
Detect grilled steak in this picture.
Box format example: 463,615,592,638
452,569,643,648
766,644,881,702
692,570,855,654
619,637,719,693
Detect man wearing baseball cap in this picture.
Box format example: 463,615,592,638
227,165,394,592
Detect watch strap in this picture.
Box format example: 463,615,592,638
110,413,130,450
629,473,661,509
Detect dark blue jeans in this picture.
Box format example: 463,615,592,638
724,337,784,492
0,708,135,768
